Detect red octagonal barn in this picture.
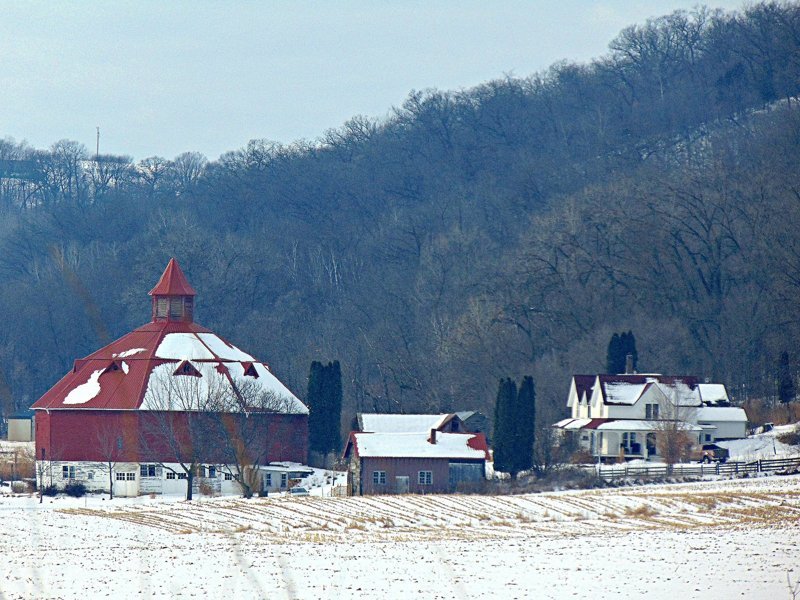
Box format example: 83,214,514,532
31,259,309,498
